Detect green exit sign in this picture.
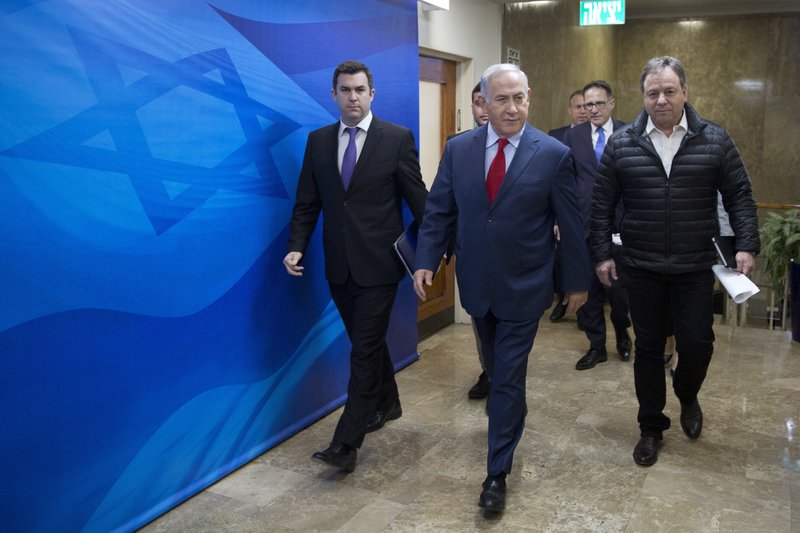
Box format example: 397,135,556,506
580,0,625,26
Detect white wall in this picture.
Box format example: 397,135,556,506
418,0,503,132
418,0,503,323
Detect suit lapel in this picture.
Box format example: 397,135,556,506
326,123,345,190
581,122,594,156
491,125,539,208
347,118,383,192
467,127,490,208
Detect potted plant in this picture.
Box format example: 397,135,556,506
759,207,800,341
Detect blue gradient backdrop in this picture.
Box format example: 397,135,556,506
0,1,420,531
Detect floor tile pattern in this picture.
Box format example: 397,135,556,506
142,317,800,532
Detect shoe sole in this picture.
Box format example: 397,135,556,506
479,503,504,512
478,499,505,512
633,455,658,467
575,358,608,370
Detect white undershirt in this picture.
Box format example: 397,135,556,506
337,112,372,173
645,110,688,177
591,119,614,151
484,123,524,179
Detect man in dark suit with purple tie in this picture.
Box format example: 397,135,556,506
283,60,428,473
562,80,632,371
413,64,589,514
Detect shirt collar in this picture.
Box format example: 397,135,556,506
645,108,687,137
486,122,525,148
339,112,373,136
595,119,613,135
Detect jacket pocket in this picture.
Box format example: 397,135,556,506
521,250,550,268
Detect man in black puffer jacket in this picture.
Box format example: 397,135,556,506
590,56,760,467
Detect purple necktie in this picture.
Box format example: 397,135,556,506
341,127,358,189
594,126,606,166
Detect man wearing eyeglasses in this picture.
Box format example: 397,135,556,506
562,80,632,372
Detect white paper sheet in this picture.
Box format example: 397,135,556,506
712,265,760,304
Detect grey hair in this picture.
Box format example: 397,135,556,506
639,56,687,93
480,63,529,98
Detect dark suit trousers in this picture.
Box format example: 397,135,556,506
626,267,715,438
473,311,539,477
578,243,630,349
329,275,399,449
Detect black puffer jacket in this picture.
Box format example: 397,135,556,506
590,103,760,274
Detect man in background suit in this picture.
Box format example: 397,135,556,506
547,88,588,322
548,89,588,142
413,64,589,513
464,82,491,401
563,80,632,371
284,60,428,472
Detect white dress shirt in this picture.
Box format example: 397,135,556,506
337,112,373,173
646,110,688,177
592,119,614,151
484,123,525,179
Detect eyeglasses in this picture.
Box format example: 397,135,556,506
582,101,607,110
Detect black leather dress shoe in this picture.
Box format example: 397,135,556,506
680,399,703,439
478,476,506,512
312,441,356,472
365,400,402,433
632,436,661,466
549,300,566,322
615,329,632,361
575,348,608,370
468,371,490,399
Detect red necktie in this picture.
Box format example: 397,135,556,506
486,138,509,203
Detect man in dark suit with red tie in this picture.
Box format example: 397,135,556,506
413,64,589,513
562,80,632,371
283,60,428,472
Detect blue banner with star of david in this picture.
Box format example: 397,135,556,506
0,1,420,531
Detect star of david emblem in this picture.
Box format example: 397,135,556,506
2,27,299,234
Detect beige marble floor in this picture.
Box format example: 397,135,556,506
142,316,800,532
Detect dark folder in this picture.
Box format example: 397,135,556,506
393,221,418,277
712,235,736,269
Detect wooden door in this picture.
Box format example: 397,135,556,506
417,55,456,338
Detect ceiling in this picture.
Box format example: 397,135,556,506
497,0,800,18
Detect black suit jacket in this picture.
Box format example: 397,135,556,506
547,124,570,143
562,119,626,236
288,117,428,286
